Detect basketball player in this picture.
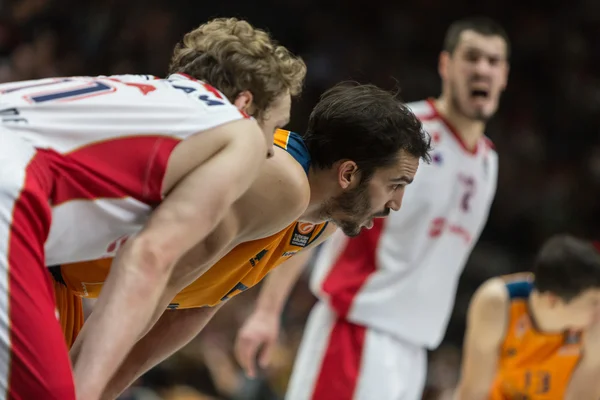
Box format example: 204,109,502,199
0,17,305,400
52,81,432,399
455,234,600,400
234,16,510,400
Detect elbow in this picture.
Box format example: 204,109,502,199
125,233,178,280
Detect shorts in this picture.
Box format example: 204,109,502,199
285,301,426,400
0,131,75,399
51,270,85,349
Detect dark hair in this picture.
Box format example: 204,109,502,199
443,17,511,60
534,234,600,302
303,82,431,180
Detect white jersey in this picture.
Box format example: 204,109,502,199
310,99,498,349
0,73,248,265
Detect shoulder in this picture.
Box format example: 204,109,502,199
232,147,310,240
104,74,160,82
471,277,509,313
461,277,510,354
259,148,310,216
405,99,436,120
163,74,245,118
482,136,498,160
468,277,510,332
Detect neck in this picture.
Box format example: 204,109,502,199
528,291,567,333
298,167,335,223
434,95,486,151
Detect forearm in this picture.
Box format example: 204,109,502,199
453,359,497,400
70,280,179,362
453,356,497,400
102,305,221,400
254,248,313,315
71,240,173,398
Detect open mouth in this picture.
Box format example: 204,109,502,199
470,89,489,99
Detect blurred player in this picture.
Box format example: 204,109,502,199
234,16,510,400
0,17,305,400
455,234,600,400
52,82,432,399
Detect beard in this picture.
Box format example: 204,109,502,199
319,181,372,237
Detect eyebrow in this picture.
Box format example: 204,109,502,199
463,46,505,60
390,176,413,184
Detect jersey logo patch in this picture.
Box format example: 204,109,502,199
290,223,315,247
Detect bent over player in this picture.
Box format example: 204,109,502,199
53,81,432,399
0,17,305,400
455,235,600,400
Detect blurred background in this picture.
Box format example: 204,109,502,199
2,0,600,398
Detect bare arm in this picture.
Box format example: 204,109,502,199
133,149,311,339
78,148,310,398
72,119,266,399
69,213,241,363
258,247,314,315
454,278,508,400
235,224,338,377
101,305,223,400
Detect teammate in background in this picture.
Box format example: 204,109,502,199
54,82,432,399
0,17,305,400
456,235,600,400
235,16,510,400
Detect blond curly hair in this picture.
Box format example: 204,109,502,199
169,18,306,119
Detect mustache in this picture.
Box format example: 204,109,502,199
372,208,391,218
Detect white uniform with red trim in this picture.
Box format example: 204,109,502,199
0,73,247,399
285,99,498,400
0,73,247,265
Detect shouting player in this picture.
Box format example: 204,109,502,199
0,17,305,400
455,234,600,400
53,82,432,399
235,16,509,400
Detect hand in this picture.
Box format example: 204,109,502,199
200,336,243,397
234,309,280,378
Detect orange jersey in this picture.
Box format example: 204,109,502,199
57,219,329,308
52,129,333,345
490,274,582,400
